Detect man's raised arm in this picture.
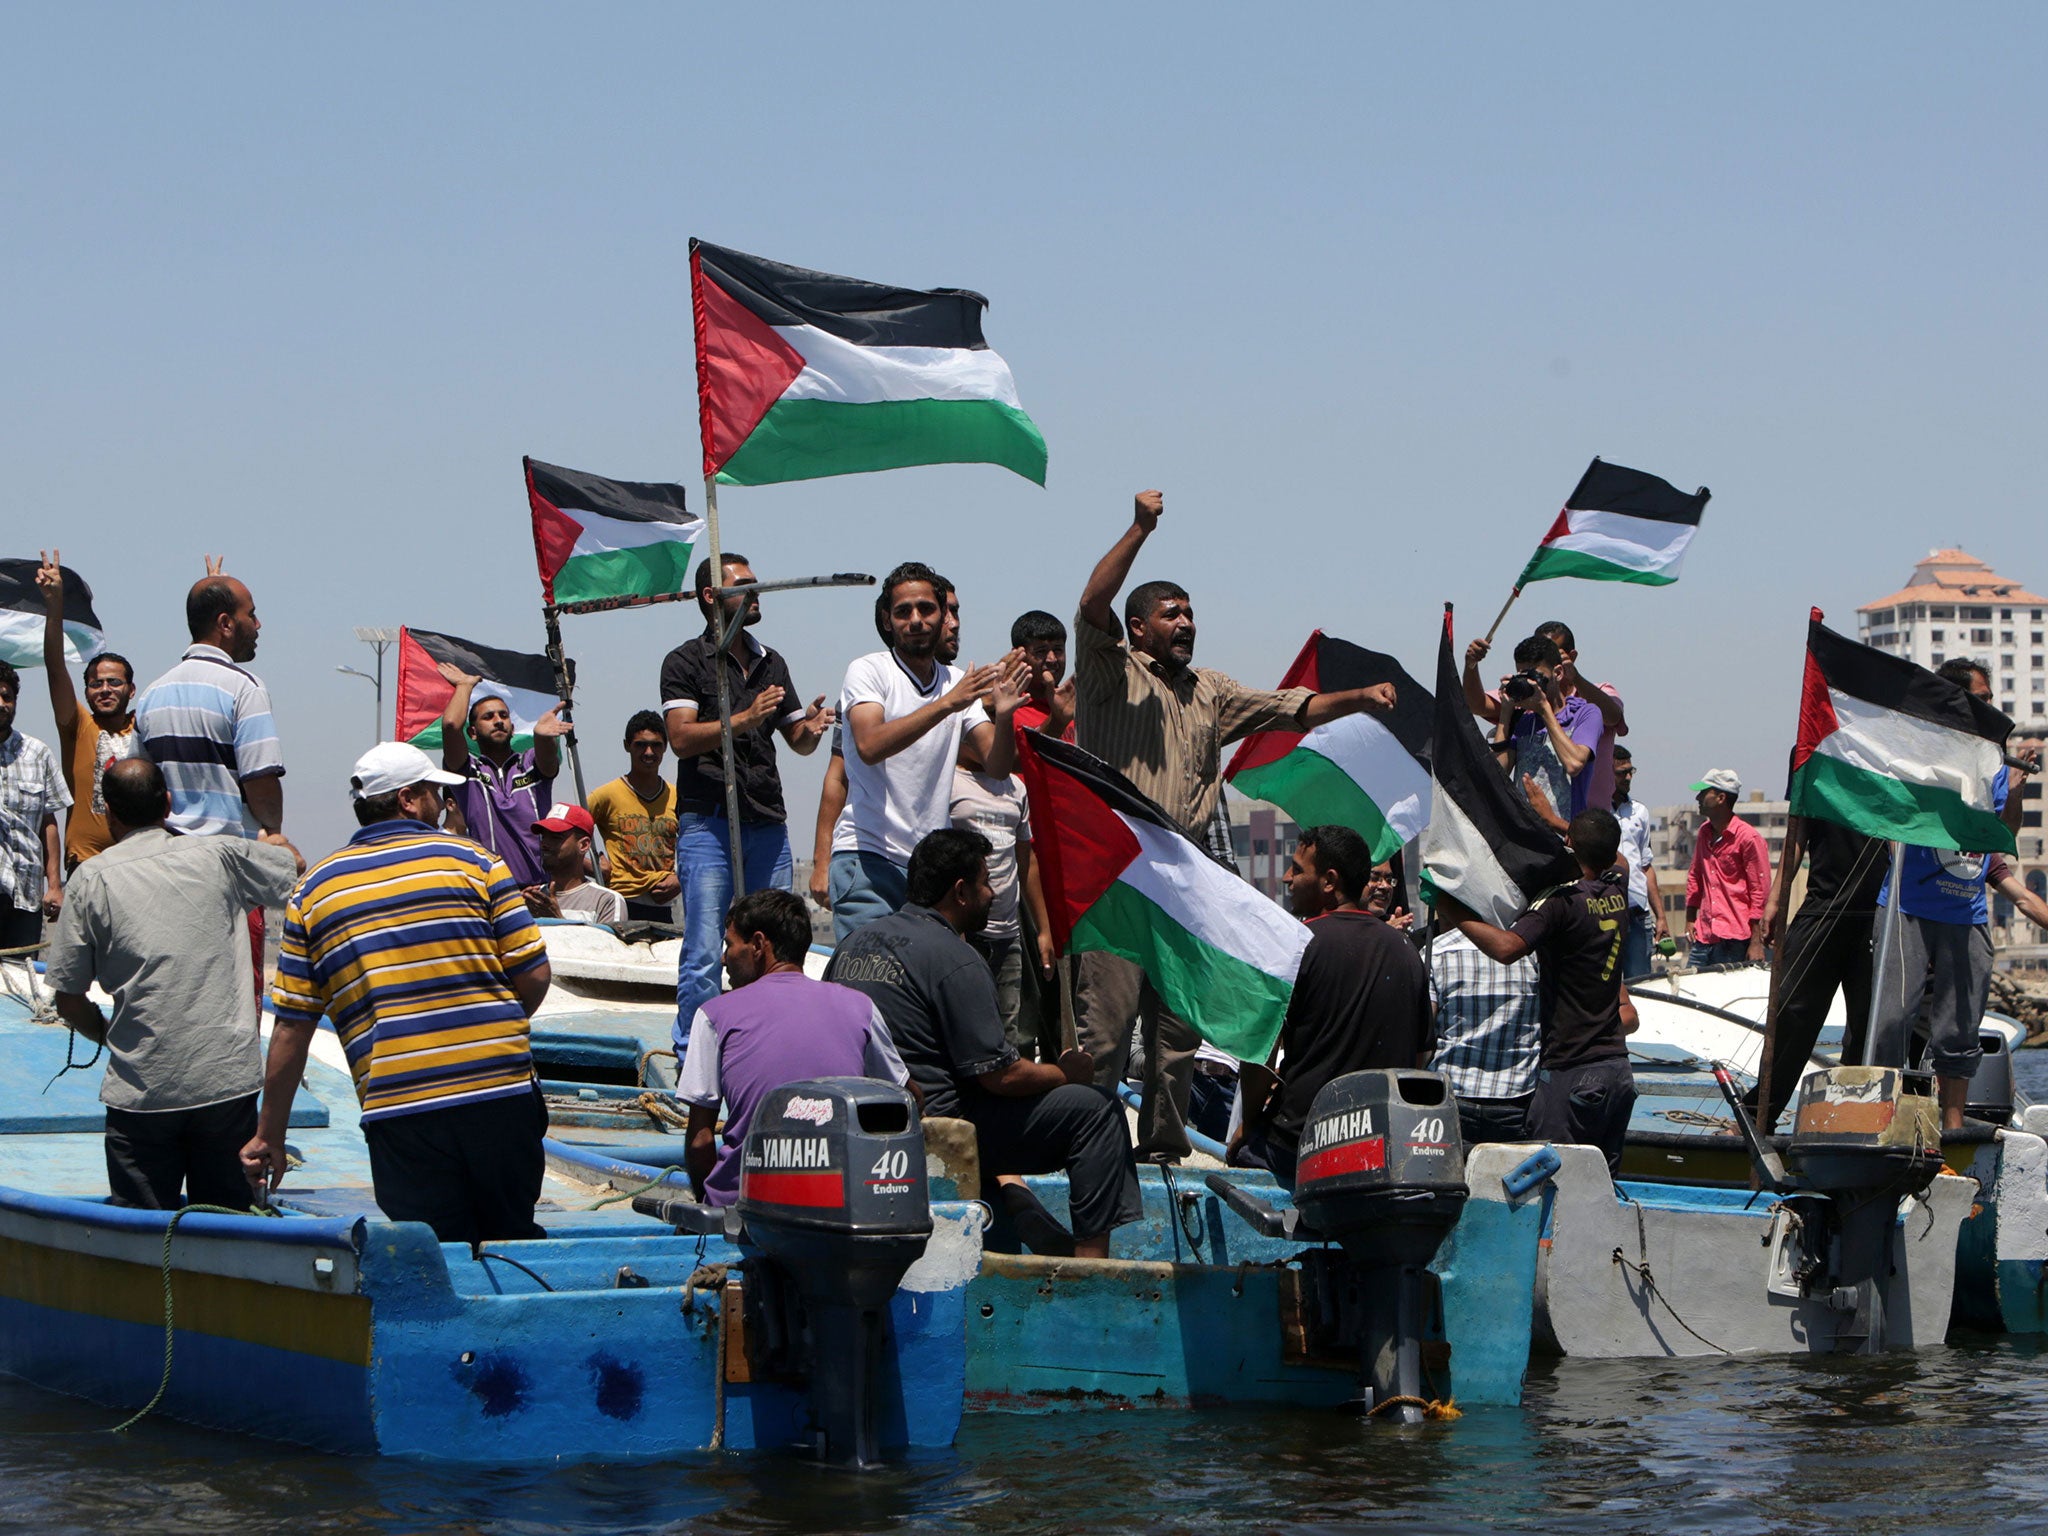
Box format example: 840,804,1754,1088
1078,491,1162,638
35,552,78,735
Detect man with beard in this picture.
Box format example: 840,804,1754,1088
436,666,570,889
36,550,141,870
661,553,834,1049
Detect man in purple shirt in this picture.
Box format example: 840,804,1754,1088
676,887,910,1206
1469,632,1602,828
436,664,569,887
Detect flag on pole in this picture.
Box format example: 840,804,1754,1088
1517,458,1710,588
1790,609,2015,854
394,627,563,753
0,559,105,670
1419,607,1578,926
1016,733,1308,1062
1224,632,1433,862
527,458,702,611
691,239,1048,487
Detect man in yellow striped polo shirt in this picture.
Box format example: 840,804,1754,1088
242,742,555,1245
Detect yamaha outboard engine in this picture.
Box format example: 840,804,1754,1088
1292,1070,1469,1422
641,1077,930,1464
1783,1066,1944,1353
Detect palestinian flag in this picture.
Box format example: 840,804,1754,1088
1017,733,1308,1063
1517,458,1710,588
1790,609,2015,854
692,240,1047,487
394,627,564,754
1223,632,1433,862
0,560,105,670
527,457,701,612
1419,607,1579,926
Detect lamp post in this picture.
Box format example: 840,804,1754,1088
338,626,400,742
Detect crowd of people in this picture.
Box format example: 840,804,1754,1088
5,498,2032,1250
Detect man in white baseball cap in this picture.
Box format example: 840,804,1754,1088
242,740,556,1245
1683,768,1770,969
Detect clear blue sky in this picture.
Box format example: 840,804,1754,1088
7,4,2045,859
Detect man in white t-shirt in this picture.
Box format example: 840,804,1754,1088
524,803,626,926
951,762,1053,1050
830,562,1025,942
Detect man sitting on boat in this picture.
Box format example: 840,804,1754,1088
523,802,625,926
675,887,913,1207
1234,824,1434,1184
826,827,1143,1258
44,758,300,1210
1444,808,1640,1174
244,742,555,1245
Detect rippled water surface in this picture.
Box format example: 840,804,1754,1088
6,1057,2047,1534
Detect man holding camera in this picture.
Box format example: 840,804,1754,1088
1469,633,1603,826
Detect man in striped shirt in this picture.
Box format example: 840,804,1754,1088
1070,490,1397,1159
1426,926,1542,1145
243,743,555,1245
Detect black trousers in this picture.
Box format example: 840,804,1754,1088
1,903,41,951
968,1083,1144,1239
1528,1058,1636,1176
363,1086,549,1246
105,1094,259,1211
1456,1093,1535,1147
1761,908,1874,1129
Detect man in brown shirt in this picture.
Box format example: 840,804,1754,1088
1072,490,1396,1157
36,551,140,869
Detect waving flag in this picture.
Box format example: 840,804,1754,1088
1017,733,1307,1062
0,559,105,670
1790,609,2015,854
527,458,701,611
1419,607,1578,925
1517,458,1710,588
692,240,1047,487
1225,631,1433,862
394,627,563,753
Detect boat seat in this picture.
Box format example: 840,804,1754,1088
923,1115,981,1202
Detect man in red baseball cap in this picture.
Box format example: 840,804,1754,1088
526,802,625,926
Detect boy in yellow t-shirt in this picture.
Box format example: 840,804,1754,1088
588,711,680,924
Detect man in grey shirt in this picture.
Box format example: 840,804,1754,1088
44,758,300,1209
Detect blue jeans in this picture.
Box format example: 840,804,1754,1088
1689,937,1751,969
674,813,793,1057
1622,908,1654,980
829,851,908,943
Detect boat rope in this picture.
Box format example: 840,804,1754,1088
710,1273,729,1452
1157,1162,1205,1256
635,1091,695,1131
1367,1393,1463,1421
112,1202,281,1435
1610,1247,1729,1355
473,1249,555,1292
587,1170,687,1210
1657,1108,1737,1131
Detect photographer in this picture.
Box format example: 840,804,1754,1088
1475,634,1603,824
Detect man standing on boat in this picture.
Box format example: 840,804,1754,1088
1427,923,1543,1146
588,710,681,925
45,759,298,1210
1444,808,1639,1174
1070,490,1396,1160
1683,769,1770,968
829,562,1022,941
1610,745,1667,978
1234,825,1433,1184
1463,622,1620,818
245,742,555,1245
1868,658,2026,1133
661,553,832,1055
35,551,142,872
0,660,69,950
676,887,912,1207
826,828,1142,1257
435,664,567,888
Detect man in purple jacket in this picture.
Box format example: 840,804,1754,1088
675,887,911,1206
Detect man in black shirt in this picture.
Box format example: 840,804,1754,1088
1451,808,1639,1174
825,828,1142,1257
660,553,834,1054
1756,814,1887,1130
1238,824,1433,1185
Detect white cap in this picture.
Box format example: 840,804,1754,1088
350,742,465,801
1690,768,1742,796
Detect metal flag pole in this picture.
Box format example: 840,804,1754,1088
1860,841,1908,1066
541,602,591,807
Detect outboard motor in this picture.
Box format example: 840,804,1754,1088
1292,1070,1469,1423
640,1077,930,1465
1783,1065,1944,1353
1967,1030,2016,1127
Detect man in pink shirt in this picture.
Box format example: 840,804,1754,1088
1685,768,1770,968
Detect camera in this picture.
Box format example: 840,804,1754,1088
1503,670,1545,704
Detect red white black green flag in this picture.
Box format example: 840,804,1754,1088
1518,457,1710,588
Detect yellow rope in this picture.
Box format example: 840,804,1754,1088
1367,1393,1463,1421
636,1091,695,1131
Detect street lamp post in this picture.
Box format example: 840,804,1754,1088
337,626,400,742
